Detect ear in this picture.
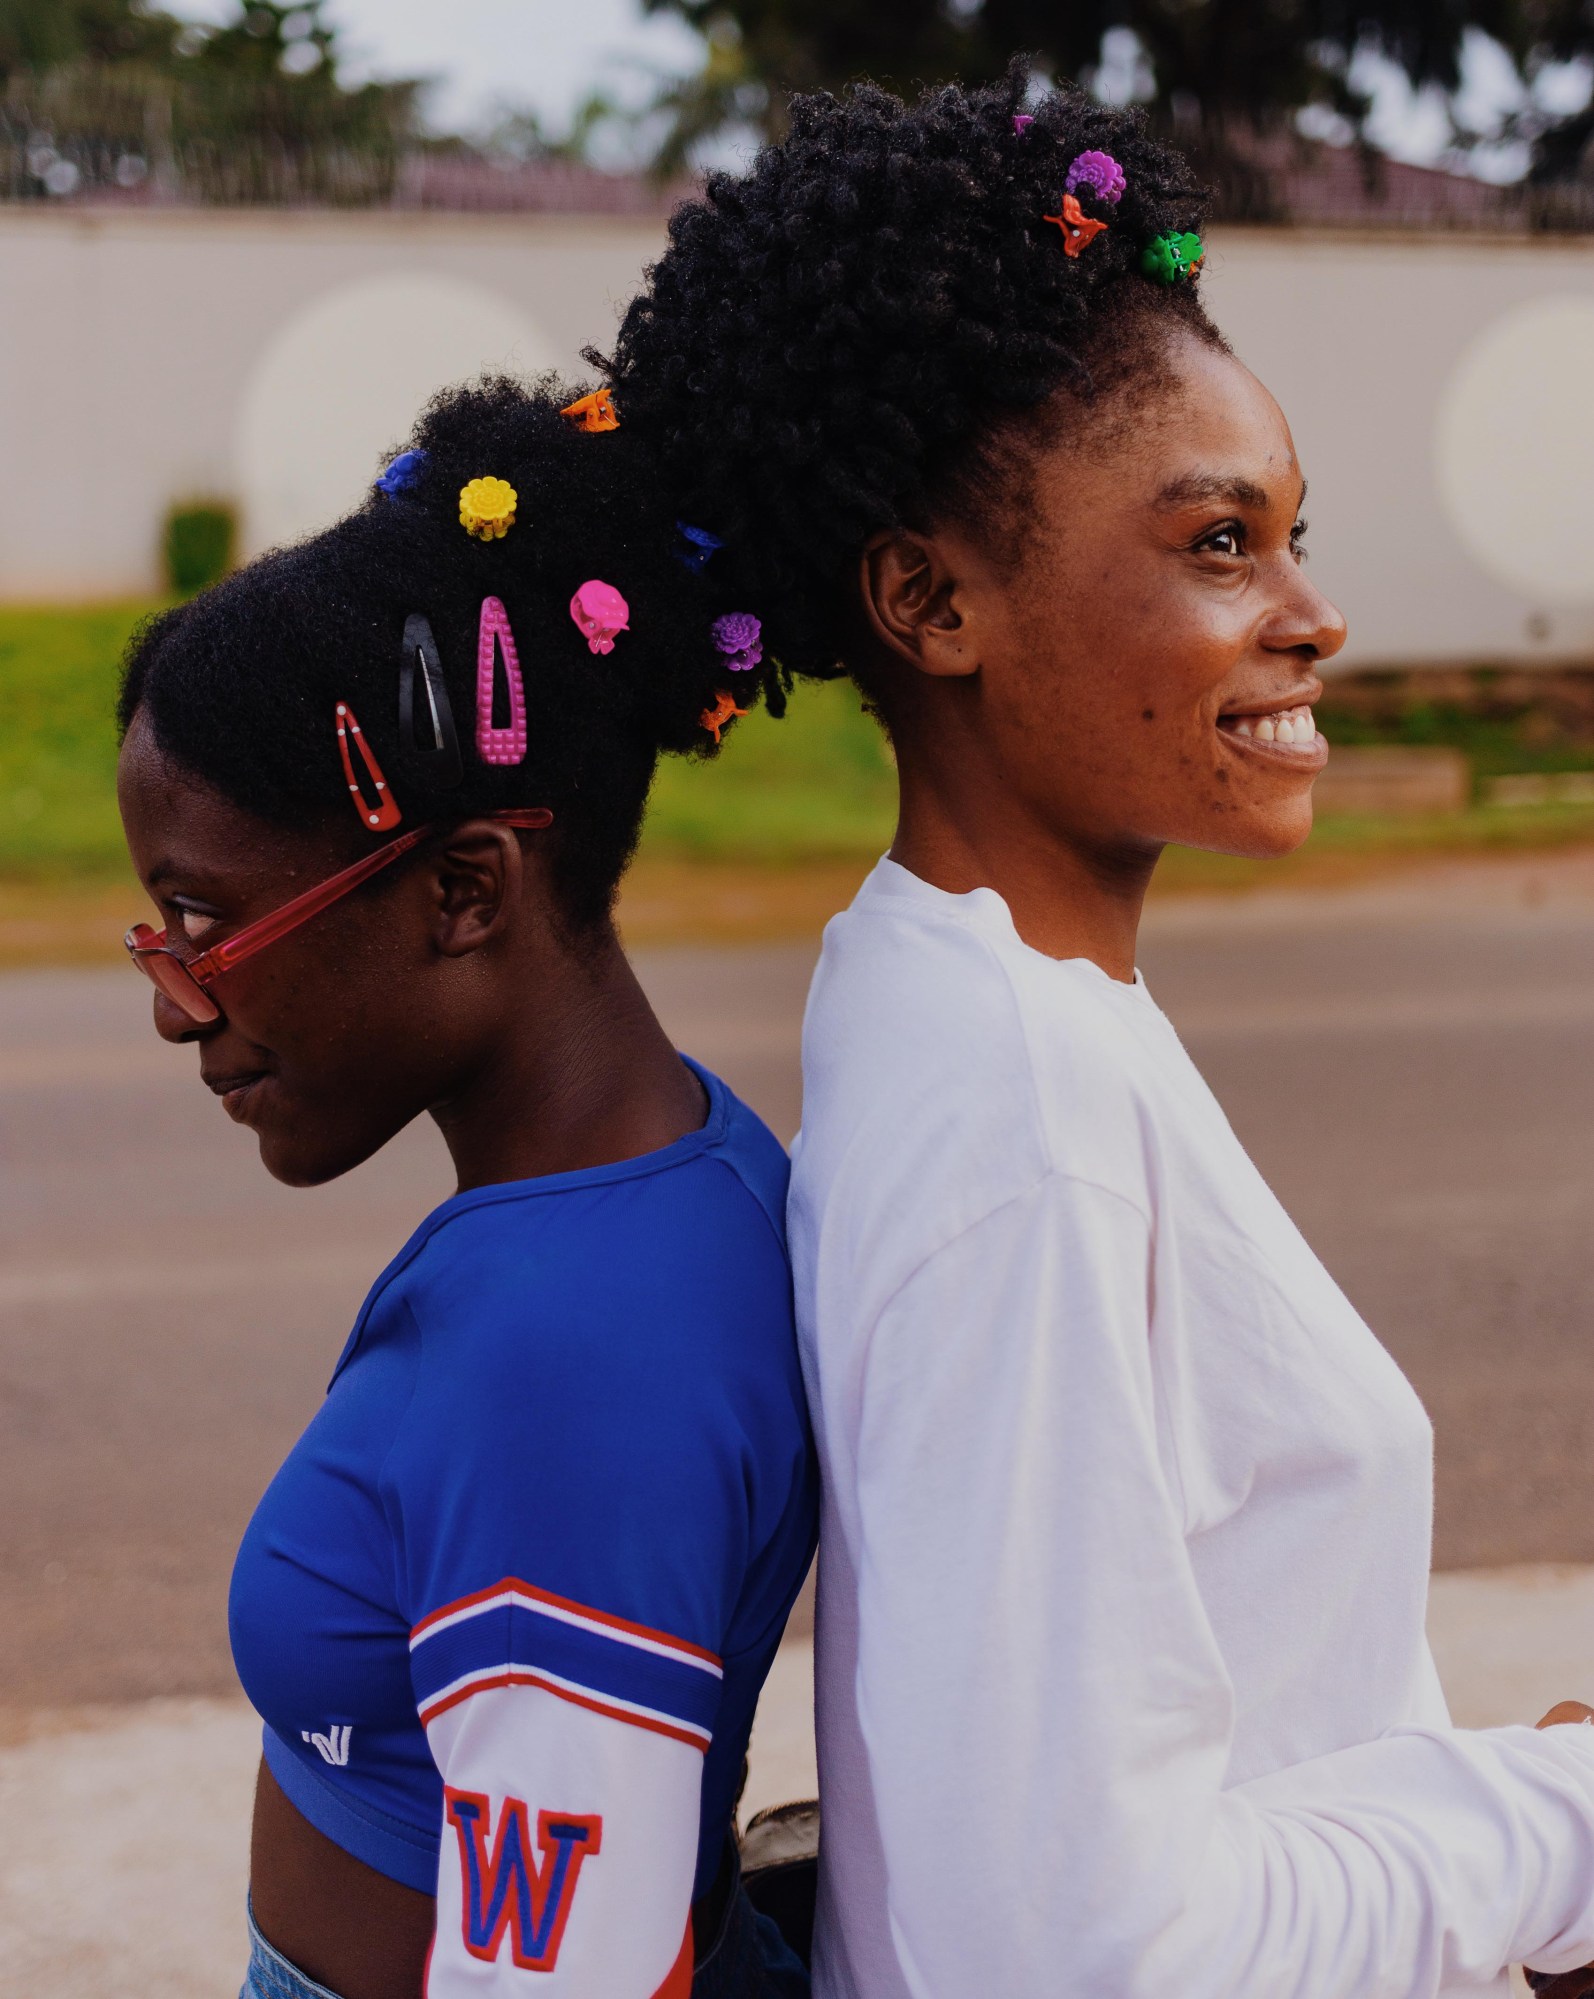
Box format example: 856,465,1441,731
858,528,979,681
425,822,528,959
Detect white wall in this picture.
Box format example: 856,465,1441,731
1,206,1592,670
1204,229,1594,669
0,206,662,598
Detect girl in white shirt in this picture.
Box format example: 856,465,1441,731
603,65,1594,1999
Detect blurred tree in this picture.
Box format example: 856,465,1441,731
0,0,181,75
642,0,1594,180
0,0,423,202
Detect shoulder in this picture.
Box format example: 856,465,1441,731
368,1085,801,1451
794,868,1157,1258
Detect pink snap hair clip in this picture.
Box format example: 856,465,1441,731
711,612,763,671
570,579,630,655
1065,150,1126,205
476,596,528,766
1012,113,1034,136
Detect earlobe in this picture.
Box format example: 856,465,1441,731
859,531,978,681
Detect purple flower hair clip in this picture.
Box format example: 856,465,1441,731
1012,113,1034,137
1065,151,1127,206
712,612,763,671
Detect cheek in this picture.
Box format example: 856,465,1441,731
1012,562,1236,748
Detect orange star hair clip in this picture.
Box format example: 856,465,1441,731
1044,193,1108,258
699,691,748,744
560,388,619,433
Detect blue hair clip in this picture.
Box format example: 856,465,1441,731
376,449,427,496
674,521,725,573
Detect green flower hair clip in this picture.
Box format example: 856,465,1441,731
1142,232,1205,284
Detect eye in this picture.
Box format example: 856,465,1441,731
1290,516,1309,562
1195,520,1245,558
172,902,221,943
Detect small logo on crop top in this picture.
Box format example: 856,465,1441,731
301,1724,352,1767
445,1787,603,1972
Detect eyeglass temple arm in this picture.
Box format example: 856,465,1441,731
186,809,552,983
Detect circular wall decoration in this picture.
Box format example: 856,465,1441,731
1434,295,1594,607
235,273,552,557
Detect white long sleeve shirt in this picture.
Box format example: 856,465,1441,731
788,858,1594,1999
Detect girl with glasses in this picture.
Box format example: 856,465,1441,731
598,66,1594,1999
116,378,815,1999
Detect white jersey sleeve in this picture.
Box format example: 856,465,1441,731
415,1581,717,1997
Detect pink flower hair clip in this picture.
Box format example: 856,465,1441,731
712,612,763,671
570,579,630,655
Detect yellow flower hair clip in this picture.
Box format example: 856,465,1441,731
458,476,517,541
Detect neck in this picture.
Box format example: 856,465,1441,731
430,924,705,1193
887,732,1157,983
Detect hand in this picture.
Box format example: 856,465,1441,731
1525,1707,1594,1993
1538,1703,1594,1731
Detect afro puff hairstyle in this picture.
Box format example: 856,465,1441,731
119,377,774,931
599,61,1222,694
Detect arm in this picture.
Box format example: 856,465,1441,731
413,1580,715,1997
851,1176,1594,1997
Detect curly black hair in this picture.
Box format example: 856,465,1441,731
600,61,1222,694
119,377,772,929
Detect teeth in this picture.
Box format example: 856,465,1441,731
1223,704,1317,745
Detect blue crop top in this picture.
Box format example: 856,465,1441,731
229,1064,816,1997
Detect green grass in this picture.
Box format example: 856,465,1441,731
0,602,154,879
5,600,1594,891
646,678,897,861
0,603,899,880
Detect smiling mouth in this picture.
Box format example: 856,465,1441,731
1216,703,1326,759
203,1070,269,1121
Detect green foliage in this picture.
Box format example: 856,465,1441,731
0,2,421,202
642,1,1594,183
1316,693,1594,784
10,600,1594,895
0,601,148,877
0,604,898,881
162,500,235,597
0,1,182,77
647,677,897,861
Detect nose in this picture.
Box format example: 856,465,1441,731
1264,562,1348,668
152,989,222,1045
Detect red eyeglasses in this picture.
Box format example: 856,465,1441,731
124,808,553,1026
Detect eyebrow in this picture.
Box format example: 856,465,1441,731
1154,473,1307,514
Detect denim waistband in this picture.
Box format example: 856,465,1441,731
240,1903,345,1999
239,1874,806,1999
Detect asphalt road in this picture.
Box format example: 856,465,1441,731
7,862,1594,1709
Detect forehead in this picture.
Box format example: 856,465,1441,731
1032,338,1302,518
117,709,328,889
1148,342,1300,497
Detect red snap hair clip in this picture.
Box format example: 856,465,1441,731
335,702,402,832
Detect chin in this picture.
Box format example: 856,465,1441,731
1187,794,1317,862
255,1123,393,1189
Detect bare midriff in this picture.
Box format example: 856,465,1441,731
249,1759,435,1999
